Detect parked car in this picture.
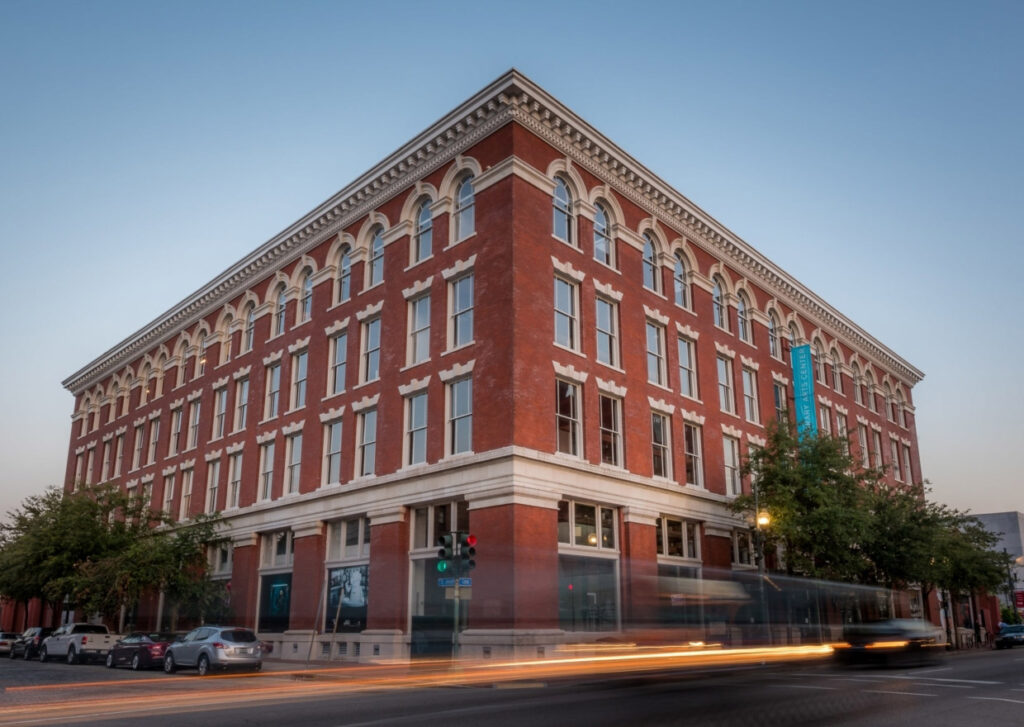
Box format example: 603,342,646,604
834,619,944,667
8,627,54,660
0,632,19,656
163,626,262,675
105,632,180,671
40,623,121,664
995,624,1024,649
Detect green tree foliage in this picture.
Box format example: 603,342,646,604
0,484,223,624
732,419,1009,595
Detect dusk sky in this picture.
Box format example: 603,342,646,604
1,0,1020,522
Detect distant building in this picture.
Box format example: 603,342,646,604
53,70,924,658
975,511,1024,611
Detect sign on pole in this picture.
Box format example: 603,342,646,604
790,344,818,437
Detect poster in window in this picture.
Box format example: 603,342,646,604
325,565,368,632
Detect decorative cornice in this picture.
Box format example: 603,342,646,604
287,337,310,354
351,394,380,413
319,406,345,423
595,377,627,397
402,276,434,300
643,305,669,326
62,69,922,395
551,256,585,282
325,317,350,336
593,279,623,302
439,359,475,382
398,376,431,396
675,322,699,340
356,300,384,322
552,361,587,384
441,254,476,280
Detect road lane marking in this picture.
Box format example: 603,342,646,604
912,666,952,674
970,697,1024,705
913,683,972,689
772,684,837,690
863,690,937,697
889,676,1001,685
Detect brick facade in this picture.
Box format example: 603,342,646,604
53,71,926,658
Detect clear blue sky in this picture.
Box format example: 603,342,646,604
1,0,1021,521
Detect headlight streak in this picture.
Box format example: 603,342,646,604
0,644,834,725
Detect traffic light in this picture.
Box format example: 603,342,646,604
437,533,455,573
459,532,477,572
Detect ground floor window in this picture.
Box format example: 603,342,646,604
657,563,704,626
325,565,368,632
259,572,292,632
558,555,619,632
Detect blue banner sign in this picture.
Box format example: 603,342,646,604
790,344,818,437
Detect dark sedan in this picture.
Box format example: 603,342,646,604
8,627,54,660
995,624,1024,649
834,619,945,667
105,632,180,670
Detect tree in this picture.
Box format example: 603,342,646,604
732,419,879,583
0,484,224,627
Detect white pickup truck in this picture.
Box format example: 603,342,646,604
39,623,121,664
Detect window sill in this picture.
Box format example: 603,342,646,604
321,391,345,402
646,381,674,395
400,359,431,373
442,342,475,356
713,324,732,336
446,231,477,250
404,254,434,273
291,318,312,331
595,360,625,375
680,394,703,405
553,343,586,359
551,234,581,252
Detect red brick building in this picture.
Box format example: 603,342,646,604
58,70,924,659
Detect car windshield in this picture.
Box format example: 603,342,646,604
220,629,258,643
148,633,179,642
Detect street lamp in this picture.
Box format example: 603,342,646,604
753,487,771,645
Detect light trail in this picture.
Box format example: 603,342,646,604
0,643,834,725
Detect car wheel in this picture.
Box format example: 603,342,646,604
163,654,176,674
24,649,32,661
105,652,115,668
197,654,210,676
66,648,79,665
130,654,141,671
8,649,14,659
38,646,47,662
253,662,262,672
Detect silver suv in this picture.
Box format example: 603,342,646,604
162,626,262,675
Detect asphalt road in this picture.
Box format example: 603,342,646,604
1,647,1022,726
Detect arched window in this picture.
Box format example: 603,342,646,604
275,286,287,337
673,253,689,308
865,372,877,412
831,350,842,392
552,177,573,243
736,293,750,342
455,176,475,240
176,344,188,387
851,363,863,405
196,334,207,378
243,305,255,352
768,312,780,358
884,384,895,422
642,233,659,292
896,392,906,427
593,203,613,266
139,366,151,405
300,272,313,322
814,342,826,384
219,319,233,365
712,277,727,330
414,199,432,263
788,323,799,348
337,246,352,303
369,228,384,287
